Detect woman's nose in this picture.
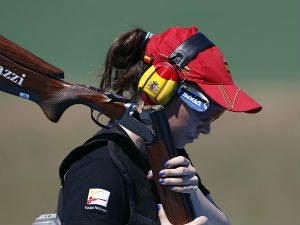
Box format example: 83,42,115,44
199,121,211,135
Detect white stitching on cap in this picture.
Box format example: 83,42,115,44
218,84,240,109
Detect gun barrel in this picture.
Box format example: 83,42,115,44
144,105,195,225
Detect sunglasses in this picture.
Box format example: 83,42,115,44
201,106,225,122
178,84,225,122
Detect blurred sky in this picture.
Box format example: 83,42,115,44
0,0,298,86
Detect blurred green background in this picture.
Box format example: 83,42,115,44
0,0,299,224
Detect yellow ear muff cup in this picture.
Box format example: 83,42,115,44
138,62,178,105
156,79,177,105
138,65,156,89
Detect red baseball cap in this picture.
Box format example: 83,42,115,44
143,26,262,113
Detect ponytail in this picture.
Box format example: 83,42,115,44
99,28,147,100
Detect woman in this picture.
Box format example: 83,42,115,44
58,26,262,225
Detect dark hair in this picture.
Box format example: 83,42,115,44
99,28,147,100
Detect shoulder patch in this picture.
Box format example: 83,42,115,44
86,188,110,208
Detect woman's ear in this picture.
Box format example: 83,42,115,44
164,95,181,119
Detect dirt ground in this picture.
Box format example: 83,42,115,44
0,81,299,225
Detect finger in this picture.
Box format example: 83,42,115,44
146,170,153,180
160,167,196,177
187,216,208,225
168,185,198,194
157,204,172,225
159,176,198,186
165,156,190,168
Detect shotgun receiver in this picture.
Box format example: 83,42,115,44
0,35,195,224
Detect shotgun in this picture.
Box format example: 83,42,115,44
0,34,195,224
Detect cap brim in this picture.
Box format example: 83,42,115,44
197,83,262,113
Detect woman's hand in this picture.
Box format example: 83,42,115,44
158,204,208,225
147,156,199,193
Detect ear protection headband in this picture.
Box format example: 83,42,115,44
138,32,215,105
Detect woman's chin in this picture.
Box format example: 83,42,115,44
175,142,185,149
175,140,192,149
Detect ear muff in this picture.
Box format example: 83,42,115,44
138,61,179,105
139,32,215,106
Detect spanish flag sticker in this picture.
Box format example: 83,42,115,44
223,58,231,74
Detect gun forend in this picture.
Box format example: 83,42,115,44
0,35,64,80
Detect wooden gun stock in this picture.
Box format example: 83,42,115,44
0,35,126,122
